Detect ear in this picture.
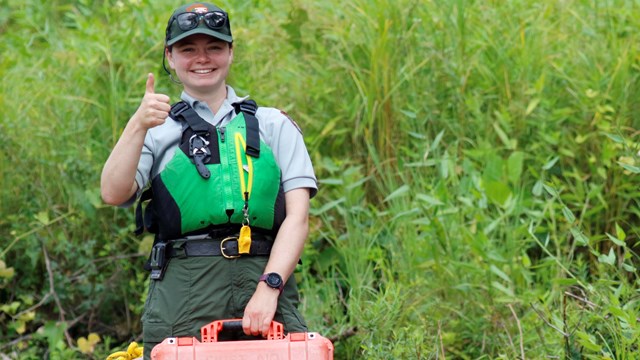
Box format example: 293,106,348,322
166,47,176,69
229,46,234,64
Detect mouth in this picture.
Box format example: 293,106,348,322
192,69,214,74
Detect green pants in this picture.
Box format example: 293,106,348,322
141,255,307,360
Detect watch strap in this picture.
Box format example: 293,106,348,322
259,273,284,293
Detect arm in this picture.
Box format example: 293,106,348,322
100,73,171,205
242,187,310,337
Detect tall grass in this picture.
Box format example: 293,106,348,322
1,0,640,359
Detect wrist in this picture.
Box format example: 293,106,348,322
256,281,281,296
259,272,284,294
128,113,150,132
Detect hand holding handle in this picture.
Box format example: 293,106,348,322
200,319,285,342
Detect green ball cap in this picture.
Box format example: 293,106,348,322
165,2,233,46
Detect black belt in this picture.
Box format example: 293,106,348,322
167,234,274,259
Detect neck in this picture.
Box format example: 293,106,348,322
185,84,228,114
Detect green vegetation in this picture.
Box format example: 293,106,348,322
2,0,640,358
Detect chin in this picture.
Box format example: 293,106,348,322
187,83,221,94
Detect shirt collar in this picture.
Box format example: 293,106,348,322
180,86,250,112
179,86,250,126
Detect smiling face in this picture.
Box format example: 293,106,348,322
166,34,233,99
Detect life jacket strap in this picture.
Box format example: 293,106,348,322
135,188,155,235
233,100,260,158
170,101,212,178
170,101,209,132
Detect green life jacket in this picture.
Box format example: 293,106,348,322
136,100,285,241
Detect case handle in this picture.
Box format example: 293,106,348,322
200,319,285,342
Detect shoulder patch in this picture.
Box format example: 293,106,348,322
280,110,303,134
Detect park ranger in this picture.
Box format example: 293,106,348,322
100,2,317,358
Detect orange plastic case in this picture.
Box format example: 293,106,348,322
151,319,334,360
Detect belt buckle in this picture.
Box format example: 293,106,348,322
220,237,240,259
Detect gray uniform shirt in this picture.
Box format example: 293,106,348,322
131,86,317,204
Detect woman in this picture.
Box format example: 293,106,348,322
100,3,317,358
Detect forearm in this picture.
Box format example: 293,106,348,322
100,119,147,205
263,208,308,283
264,188,311,281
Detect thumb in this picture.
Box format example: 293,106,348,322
145,73,155,94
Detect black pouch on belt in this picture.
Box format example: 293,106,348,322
149,242,169,281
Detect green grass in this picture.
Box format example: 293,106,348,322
1,0,640,358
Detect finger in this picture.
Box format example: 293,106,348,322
242,316,251,336
148,96,171,111
261,318,271,337
156,93,171,105
251,317,260,336
145,73,155,94
152,109,169,121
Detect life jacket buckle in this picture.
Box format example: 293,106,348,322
170,101,190,118
220,237,241,259
237,102,257,116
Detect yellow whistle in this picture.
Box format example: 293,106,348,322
238,225,252,254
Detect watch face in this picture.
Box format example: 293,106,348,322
266,273,283,288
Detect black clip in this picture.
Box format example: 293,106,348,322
237,103,257,116
170,101,190,118
233,100,257,116
189,134,211,179
150,242,169,280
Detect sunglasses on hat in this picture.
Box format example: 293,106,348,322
171,11,227,31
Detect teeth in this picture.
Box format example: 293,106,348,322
194,69,213,74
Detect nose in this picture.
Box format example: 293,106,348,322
195,48,208,62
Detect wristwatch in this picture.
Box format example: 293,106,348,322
259,272,284,293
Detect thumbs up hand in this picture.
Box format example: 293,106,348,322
132,73,171,130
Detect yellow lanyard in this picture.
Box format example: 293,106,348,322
234,132,253,201
234,132,253,254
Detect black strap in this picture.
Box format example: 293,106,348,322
171,101,209,133
233,100,260,158
167,237,274,258
135,188,154,235
170,101,212,179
